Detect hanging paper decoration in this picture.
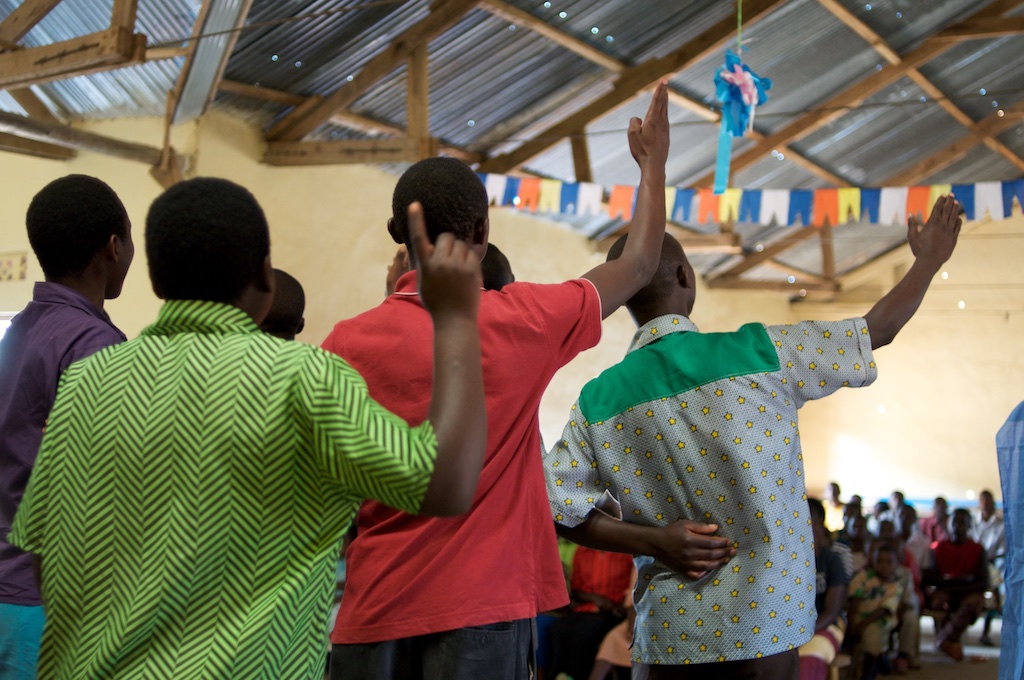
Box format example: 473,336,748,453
474,172,1022,227
713,49,771,195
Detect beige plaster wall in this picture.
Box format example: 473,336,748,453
1,111,1020,509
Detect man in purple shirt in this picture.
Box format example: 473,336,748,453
0,175,134,677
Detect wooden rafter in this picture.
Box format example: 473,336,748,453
817,0,1024,178
0,0,66,127
268,0,479,142
570,134,592,183
218,79,481,162
476,0,623,73
264,138,427,166
477,0,787,174
595,226,743,255
110,0,137,31
689,0,1024,187
708,226,820,280
407,41,431,160
0,26,146,89
0,109,162,164
0,0,64,47
475,0,848,187
0,131,75,159
707,277,839,294
928,16,1024,42
886,101,1024,185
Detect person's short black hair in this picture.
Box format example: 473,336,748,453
391,157,488,243
26,174,128,280
146,178,270,303
607,232,687,311
481,243,514,291
807,497,826,525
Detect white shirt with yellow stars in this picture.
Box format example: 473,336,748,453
544,314,877,665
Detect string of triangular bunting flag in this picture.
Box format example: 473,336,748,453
478,173,1024,227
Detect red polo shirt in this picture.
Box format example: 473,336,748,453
324,272,601,643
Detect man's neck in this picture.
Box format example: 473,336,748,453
47,277,104,310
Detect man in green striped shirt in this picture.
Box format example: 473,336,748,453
10,178,487,679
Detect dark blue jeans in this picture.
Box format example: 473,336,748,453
330,619,535,680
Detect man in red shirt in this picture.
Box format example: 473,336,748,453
323,83,730,679
923,508,988,660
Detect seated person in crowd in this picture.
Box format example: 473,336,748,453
9,178,490,678
839,513,871,574
971,489,1005,563
923,508,988,661
824,483,846,534
971,490,1005,646
798,499,852,680
892,506,925,670
847,544,905,680
918,497,950,545
867,501,889,536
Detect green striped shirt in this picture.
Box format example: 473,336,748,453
11,300,438,679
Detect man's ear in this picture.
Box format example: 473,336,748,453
676,263,689,289
104,233,121,262
258,255,273,293
387,218,405,245
473,217,489,246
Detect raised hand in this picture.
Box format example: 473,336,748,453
406,202,482,321
907,194,962,270
652,520,735,580
384,246,410,297
628,79,670,174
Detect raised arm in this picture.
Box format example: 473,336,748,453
556,507,734,580
863,195,961,349
581,81,670,319
407,203,488,516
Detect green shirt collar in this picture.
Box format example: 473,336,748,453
141,300,260,337
628,314,699,353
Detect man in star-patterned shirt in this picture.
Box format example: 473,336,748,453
545,196,962,679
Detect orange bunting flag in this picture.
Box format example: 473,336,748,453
607,185,637,220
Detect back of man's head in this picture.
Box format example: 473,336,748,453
391,157,488,244
607,232,692,317
261,269,306,340
146,178,269,304
481,243,514,291
27,174,129,281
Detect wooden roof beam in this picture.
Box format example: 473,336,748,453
928,16,1024,42
595,227,743,255
268,0,479,142
0,130,75,160
690,0,1024,187
0,26,146,89
0,109,162,164
264,138,435,166
886,101,1024,185
477,0,787,173
477,0,623,73
218,79,481,162
707,225,820,280
0,0,65,48
818,0,1024,178
707,277,839,294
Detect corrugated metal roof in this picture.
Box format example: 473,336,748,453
1,0,1021,283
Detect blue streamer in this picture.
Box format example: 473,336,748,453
713,50,771,195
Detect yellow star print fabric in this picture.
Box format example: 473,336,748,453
543,315,877,665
